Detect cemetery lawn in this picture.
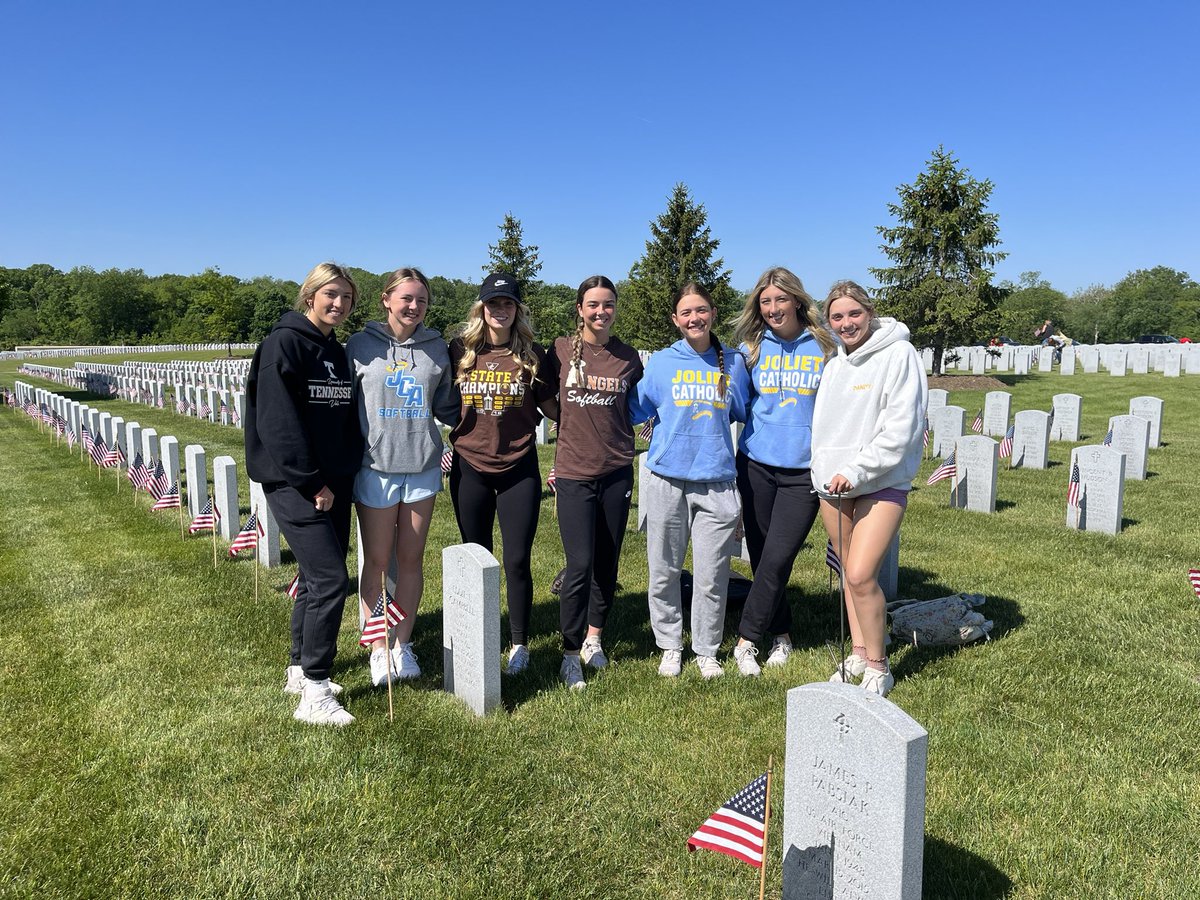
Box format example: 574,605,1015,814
2,359,1199,899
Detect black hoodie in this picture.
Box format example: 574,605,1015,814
245,311,362,498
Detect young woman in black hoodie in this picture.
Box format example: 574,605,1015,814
245,262,363,726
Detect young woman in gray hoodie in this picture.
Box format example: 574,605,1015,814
346,268,459,688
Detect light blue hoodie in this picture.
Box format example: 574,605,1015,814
630,339,749,482
738,328,825,469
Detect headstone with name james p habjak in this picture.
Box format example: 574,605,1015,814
1010,410,1050,469
442,543,501,717
952,435,998,513
782,682,927,900
1067,445,1125,535
1128,396,1163,448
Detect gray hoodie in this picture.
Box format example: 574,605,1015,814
346,321,459,474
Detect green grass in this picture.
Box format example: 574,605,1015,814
2,355,1199,898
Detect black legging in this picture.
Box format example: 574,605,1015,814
555,465,634,652
735,453,820,643
450,449,541,645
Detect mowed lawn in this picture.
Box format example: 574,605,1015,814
2,355,1198,899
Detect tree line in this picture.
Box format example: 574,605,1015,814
3,154,1197,355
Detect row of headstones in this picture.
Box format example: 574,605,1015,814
927,388,1164,535
15,364,89,390
75,361,248,393
15,381,280,563
0,343,254,362
938,343,1196,377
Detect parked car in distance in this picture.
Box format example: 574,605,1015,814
1137,334,1180,344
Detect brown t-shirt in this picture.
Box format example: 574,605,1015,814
449,338,555,474
549,336,643,480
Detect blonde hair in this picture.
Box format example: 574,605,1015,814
455,296,540,387
569,275,618,387
734,267,836,368
674,282,729,395
295,262,358,315
380,267,431,313
823,280,879,348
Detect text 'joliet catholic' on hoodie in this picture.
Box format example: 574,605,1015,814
810,317,929,498
738,327,824,469
345,321,459,475
245,311,362,499
629,339,750,483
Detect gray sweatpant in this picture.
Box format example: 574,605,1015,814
642,469,740,657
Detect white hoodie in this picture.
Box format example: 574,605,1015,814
811,317,928,498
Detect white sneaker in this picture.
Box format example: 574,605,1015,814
392,643,421,680
560,654,586,691
696,655,724,680
284,665,342,696
293,678,354,726
828,653,868,684
505,644,530,675
369,648,397,687
861,666,895,697
658,649,683,678
580,637,608,669
733,642,761,677
764,636,793,668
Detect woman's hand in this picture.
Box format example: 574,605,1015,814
314,486,334,512
825,474,854,495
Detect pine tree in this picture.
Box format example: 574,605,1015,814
484,213,553,339
623,184,739,350
870,147,1006,372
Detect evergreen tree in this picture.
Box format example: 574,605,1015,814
484,213,554,339
871,148,1006,372
623,183,739,350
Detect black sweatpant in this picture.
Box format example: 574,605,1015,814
555,465,634,652
450,449,541,645
735,453,820,643
265,475,353,681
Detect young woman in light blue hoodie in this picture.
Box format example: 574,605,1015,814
730,268,837,676
346,267,459,688
630,282,749,679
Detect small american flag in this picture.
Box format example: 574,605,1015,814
825,540,842,579
639,419,654,442
1189,569,1200,601
102,443,121,468
686,773,768,868
176,398,187,414
546,466,557,493
188,499,220,534
89,437,109,466
65,426,77,449
1067,459,1081,510
148,461,169,499
926,449,957,485
228,513,264,556
1103,426,1113,447
440,447,453,475
998,425,1015,460
82,426,97,456
128,452,150,489
219,399,229,419
359,586,406,647
286,574,301,600
922,418,930,449
230,404,240,426
151,483,181,510
971,409,983,433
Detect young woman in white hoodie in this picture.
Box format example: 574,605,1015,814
810,281,928,697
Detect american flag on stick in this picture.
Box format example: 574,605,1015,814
926,450,957,485
359,586,406,647
1067,459,1081,511
546,466,557,494
971,409,983,433
128,452,150,490
151,483,181,510
440,447,453,476
1189,569,1200,601
825,540,843,579
998,425,1015,460
639,419,654,442
148,461,169,500
922,418,930,449
89,437,110,467
686,773,768,868
1103,426,1113,447
228,513,264,556
188,498,219,534
286,574,301,600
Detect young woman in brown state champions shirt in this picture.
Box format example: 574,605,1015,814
547,275,643,690
448,272,558,676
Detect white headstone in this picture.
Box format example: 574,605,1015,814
535,417,551,445
1164,352,1181,377
1082,348,1099,374
442,543,502,717
233,390,246,428
926,389,948,415
212,455,238,539
1011,410,1050,469
1130,348,1149,375
931,405,965,458
185,444,207,517
125,421,142,465
1060,346,1076,375
1014,352,1030,375
636,453,649,533
1109,349,1127,376
1067,446,1125,535
1038,347,1054,372
1128,396,1163,448
110,415,126,457
1050,394,1082,442
1107,415,1149,481
159,436,181,493
141,426,159,466
782,683,927,900
1186,350,1200,376
952,435,998,513
98,411,114,449
971,351,985,375
982,391,1011,437
249,480,281,567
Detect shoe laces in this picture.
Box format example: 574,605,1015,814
736,643,759,659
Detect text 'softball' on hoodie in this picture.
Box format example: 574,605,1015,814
738,327,825,469
345,321,460,475
629,339,750,483
245,311,362,499
810,317,929,498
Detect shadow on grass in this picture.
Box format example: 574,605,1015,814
922,836,1014,899
994,498,1016,512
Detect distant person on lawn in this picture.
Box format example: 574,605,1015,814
245,262,362,726
811,280,927,698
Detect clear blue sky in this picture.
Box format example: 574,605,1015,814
3,0,1197,296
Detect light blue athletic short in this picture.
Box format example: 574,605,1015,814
353,464,441,508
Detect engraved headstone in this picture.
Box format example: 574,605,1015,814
952,435,998,513
926,389,948,415
110,416,125,458
442,543,502,716
1128,396,1163,448
931,405,965,458
1082,348,1099,374
782,683,927,900
1050,393,1082,442
212,455,238,539
971,350,985,375
249,480,281,567
535,417,551,445
1108,349,1127,376
184,444,207,517
1014,352,1030,375
98,411,114,449
125,421,142,466
1011,410,1050,469
1186,351,1200,376
1038,347,1054,372
982,391,1011,437
1107,415,1149,481
636,452,648,533
159,436,181,493
141,426,159,466
1067,445,1125,535
1060,346,1076,375
1130,348,1149,375
1164,352,1181,377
